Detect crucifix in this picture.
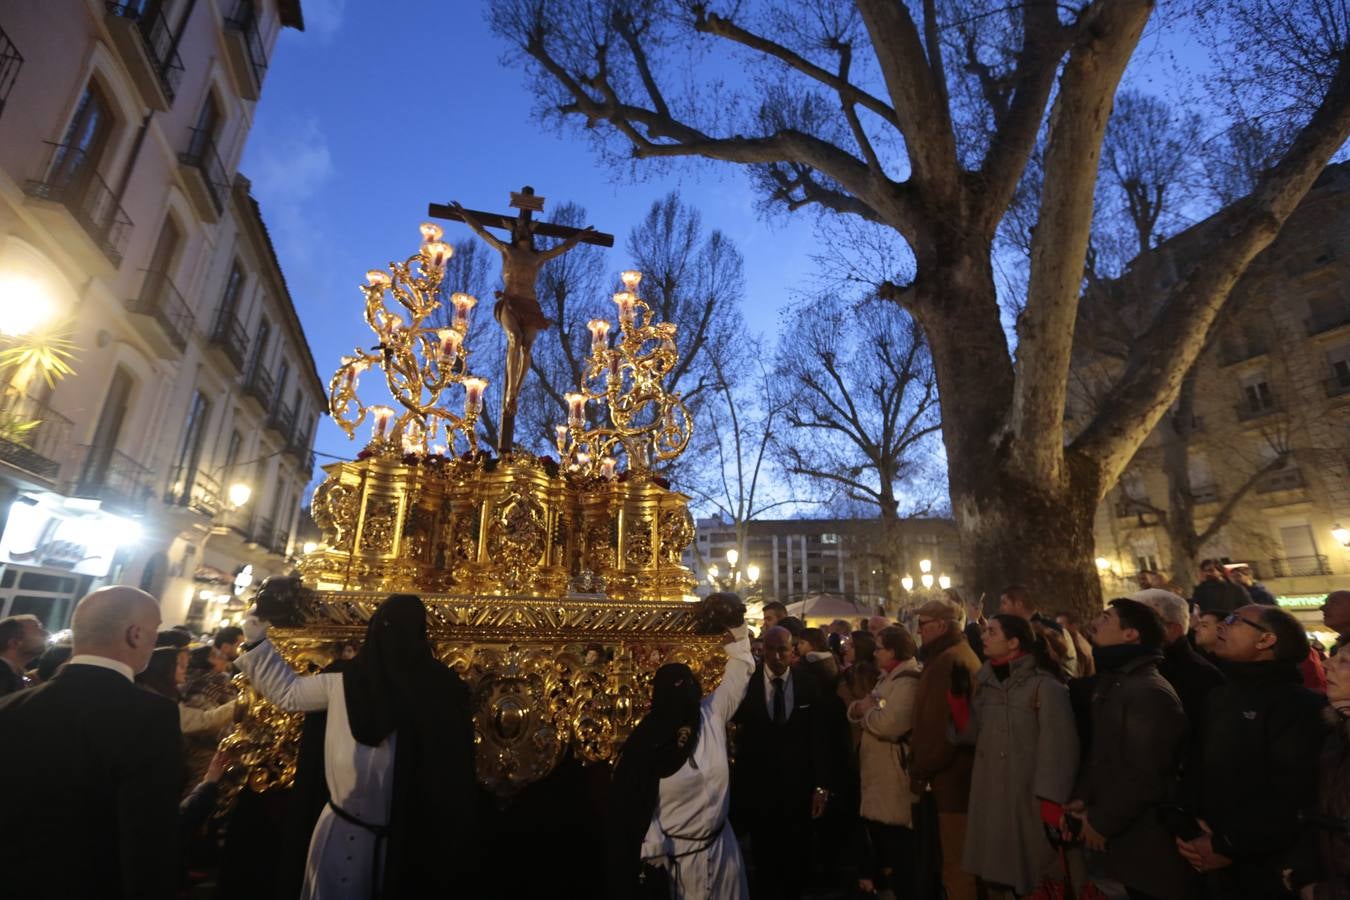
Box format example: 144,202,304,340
429,187,614,454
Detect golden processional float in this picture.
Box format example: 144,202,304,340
224,191,726,797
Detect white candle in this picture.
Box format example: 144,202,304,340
437,327,461,364
463,377,487,414
370,405,394,440
421,240,452,269
419,222,443,244
612,291,637,326
452,293,477,330
555,424,569,450
620,270,642,291
564,392,586,428
587,318,611,356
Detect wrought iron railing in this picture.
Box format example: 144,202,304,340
267,401,296,438
244,364,275,407
164,467,221,516
24,142,134,265
1257,467,1305,494
129,269,194,353
179,127,230,213
0,385,72,480
251,515,275,547
1235,398,1281,422
210,308,249,371
224,0,268,86
1267,555,1331,578
1218,339,1270,367
105,1,185,102
1306,307,1350,337
1114,496,1153,518
1325,375,1350,398
74,445,154,512
0,24,22,121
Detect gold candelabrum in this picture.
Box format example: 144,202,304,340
226,223,715,798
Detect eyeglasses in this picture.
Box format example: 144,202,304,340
917,618,939,629
1223,612,1271,634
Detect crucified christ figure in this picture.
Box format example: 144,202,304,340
441,190,605,453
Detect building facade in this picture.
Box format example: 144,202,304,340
688,515,963,611
0,0,322,631
1083,164,1350,627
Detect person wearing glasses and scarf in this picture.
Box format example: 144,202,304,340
1176,604,1328,899
607,592,754,899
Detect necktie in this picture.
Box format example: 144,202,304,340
772,676,786,725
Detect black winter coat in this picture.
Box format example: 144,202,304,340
1183,660,1328,898
1158,637,1225,744
1075,654,1195,900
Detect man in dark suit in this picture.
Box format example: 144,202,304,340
732,625,839,900
0,613,47,695
0,586,182,899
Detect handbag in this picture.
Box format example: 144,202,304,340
1026,847,1109,900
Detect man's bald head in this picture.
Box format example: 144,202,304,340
1324,591,1350,636
71,587,162,674
867,615,890,636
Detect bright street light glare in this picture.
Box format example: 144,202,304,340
227,482,253,508
0,275,58,336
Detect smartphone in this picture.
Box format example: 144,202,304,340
1158,805,1203,841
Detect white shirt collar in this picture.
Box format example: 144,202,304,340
66,654,135,683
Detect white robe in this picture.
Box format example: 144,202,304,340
236,640,396,900
639,631,754,900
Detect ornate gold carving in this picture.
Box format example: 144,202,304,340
223,590,730,798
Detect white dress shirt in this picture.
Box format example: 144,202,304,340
66,654,134,682
762,665,794,721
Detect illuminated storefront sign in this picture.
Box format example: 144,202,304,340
0,497,140,577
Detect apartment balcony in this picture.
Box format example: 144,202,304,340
177,128,230,221
104,2,184,110
163,468,222,517
1218,339,1270,368
1114,496,1155,519
24,142,133,268
286,428,315,473
1235,398,1281,423
243,365,275,410
1306,306,1350,338
1191,484,1220,505
73,446,154,514
0,25,22,123
222,0,268,100
128,270,194,357
267,524,291,557
0,386,72,482
209,309,248,373
247,515,275,549
1257,467,1305,494
1267,554,1331,578
1325,375,1350,399
267,400,296,438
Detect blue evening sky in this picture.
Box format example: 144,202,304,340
242,0,819,480
243,1,1213,503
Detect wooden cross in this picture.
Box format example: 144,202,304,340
427,186,615,247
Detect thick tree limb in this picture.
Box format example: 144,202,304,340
694,10,899,125
1073,39,1350,487
972,0,1072,235
854,0,959,193
1009,0,1153,490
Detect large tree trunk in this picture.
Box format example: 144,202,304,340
1161,374,1202,595
917,249,1105,618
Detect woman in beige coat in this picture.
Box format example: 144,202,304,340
848,625,922,895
